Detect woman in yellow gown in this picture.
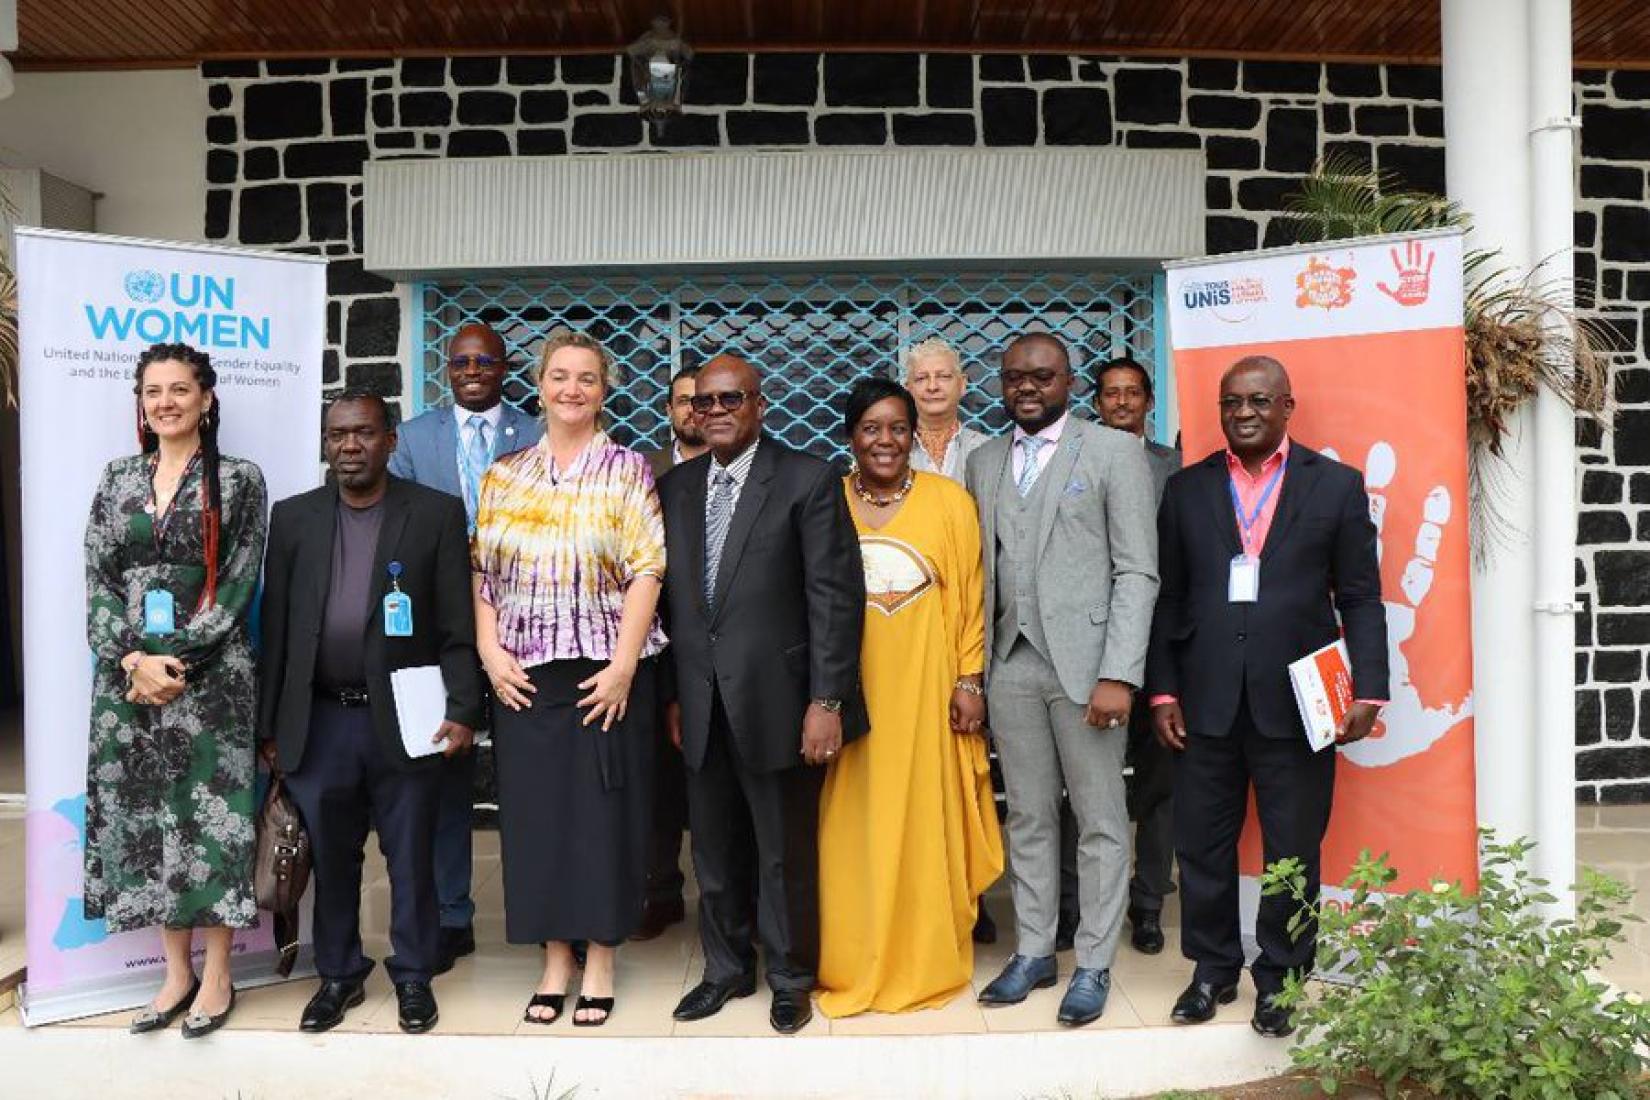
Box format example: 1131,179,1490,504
817,377,1005,1017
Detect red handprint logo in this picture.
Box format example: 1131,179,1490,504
1377,241,1434,306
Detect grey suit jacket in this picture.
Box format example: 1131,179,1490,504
1145,439,1181,503
387,403,544,499
966,414,1160,703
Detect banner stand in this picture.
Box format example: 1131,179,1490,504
1165,229,1479,965
15,228,326,1026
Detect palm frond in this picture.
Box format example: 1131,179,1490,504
1281,154,1470,243
1283,156,1613,562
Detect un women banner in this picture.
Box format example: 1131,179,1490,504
15,228,326,1024
1165,229,1478,926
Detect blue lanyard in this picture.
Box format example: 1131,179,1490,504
1228,464,1284,556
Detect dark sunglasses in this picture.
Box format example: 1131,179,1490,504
689,390,755,414
447,354,502,371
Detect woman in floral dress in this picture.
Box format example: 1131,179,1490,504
82,342,267,1038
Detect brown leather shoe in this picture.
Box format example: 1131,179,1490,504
631,897,687,942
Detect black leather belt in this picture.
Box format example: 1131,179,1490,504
315,685,370,707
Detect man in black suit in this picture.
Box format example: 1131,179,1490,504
258,390,483,1035
1147,356,1387,1038
634,365,709,943
659,354,867,1035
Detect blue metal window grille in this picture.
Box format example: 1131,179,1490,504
414,270,1170,461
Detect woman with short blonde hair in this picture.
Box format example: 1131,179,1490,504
902,338,987,483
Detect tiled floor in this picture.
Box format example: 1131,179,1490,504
1,804,1647,1037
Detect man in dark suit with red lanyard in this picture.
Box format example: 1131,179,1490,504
1147,355,1388,1038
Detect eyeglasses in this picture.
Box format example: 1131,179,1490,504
1002,368,1063,389
447,354,501,371
1218,394,1281,413
689,390,755,414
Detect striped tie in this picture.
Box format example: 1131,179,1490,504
704,467,735,603
1017,435,1049,497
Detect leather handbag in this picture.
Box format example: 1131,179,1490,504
253,774,311,977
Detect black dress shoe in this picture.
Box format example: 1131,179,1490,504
434,926,476,974
1170,978,1238,1024
1128,908,1165,955
631,897,687,942
300,979,367,1033
769,989,813,1034
1252,991,1295,1038
672,976,758,1022
396,981,440,1034
971,899,998,945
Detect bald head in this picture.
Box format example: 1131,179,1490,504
1000,332,1074,433
695,353,767,462
1221,355,1291,395
447,322,508,412
1219,355,1295,463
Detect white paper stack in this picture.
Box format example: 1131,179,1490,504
389,665,449,759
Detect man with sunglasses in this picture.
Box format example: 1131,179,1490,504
966,333,1159,1028
388,322,543,972
657,354,866,1035
632,366,709,943
1146,356,1386,1038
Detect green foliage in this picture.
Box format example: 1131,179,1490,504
1260,831,1650,1100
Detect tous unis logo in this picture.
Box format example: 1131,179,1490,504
1295,255,1356,310
85,271,272,350
1180,276,1267,313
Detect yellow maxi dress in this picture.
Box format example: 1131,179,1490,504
817,471,1005,1017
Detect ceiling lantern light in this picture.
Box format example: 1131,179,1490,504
626,16,692,138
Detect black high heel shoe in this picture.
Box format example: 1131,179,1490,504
130,976,202,1034
523,993,566,1025
572,995,614,1028
180,986,236,1039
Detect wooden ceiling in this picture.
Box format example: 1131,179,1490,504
17,0,1650,70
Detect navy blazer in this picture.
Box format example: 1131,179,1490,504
1145,442,1389,741
388,403,544,501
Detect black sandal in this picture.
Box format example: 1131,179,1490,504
130,976,201,1034
523,993,565,1025
572,995,614,1027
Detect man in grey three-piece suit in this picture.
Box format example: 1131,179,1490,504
386,322,542,971
967,333,1159,1028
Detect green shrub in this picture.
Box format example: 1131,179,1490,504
1260,832,1650,1099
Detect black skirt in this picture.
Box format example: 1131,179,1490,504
493,657,657,945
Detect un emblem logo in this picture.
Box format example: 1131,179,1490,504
124,270,166,304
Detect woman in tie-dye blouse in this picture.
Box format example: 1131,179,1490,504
470,330,667,1029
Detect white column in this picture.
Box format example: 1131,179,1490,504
1527,0,1579,910
1442,1,1539,855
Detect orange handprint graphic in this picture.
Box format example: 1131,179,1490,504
1377,241,1434,306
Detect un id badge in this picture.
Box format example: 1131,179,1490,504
383,560,413,637
143,590,176,634
1228,555,1260,603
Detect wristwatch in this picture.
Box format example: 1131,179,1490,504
812,698,844,714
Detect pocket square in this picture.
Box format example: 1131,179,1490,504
1063,478,1088,496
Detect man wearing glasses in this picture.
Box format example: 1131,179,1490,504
966,333,1159,1028
632,366,709,943
1147,356,1386,1038
657,354,866,1034
388,322,543,972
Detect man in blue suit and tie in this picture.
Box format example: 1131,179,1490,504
388,321,543,970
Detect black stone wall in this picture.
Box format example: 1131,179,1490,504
201,53,1648,799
